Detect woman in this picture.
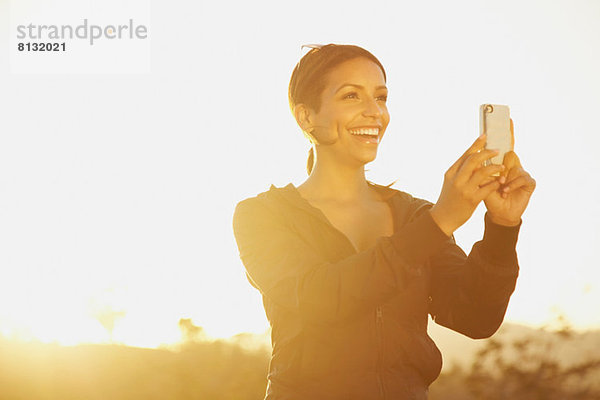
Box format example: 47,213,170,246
233,44,535,399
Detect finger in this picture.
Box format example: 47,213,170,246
503,151,521,168
447,134,487,176
506,167,523,186
469,164,505,189
501,151,517,179
503,163,528,186
479,175,503,188
503,151,517,168
502,174,536,194
456,149,501,184
478,176,497,187
500,165,524,189
475,179,502,203
510,118,514,138
510,118,515,150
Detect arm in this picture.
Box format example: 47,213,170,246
426,125,533,338
233,196,448,325
428,212,520,339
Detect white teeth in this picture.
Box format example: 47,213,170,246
349,128,379,136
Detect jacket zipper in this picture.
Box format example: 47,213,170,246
376,306,386,399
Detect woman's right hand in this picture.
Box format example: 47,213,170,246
429,135,506,237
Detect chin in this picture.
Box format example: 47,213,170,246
356,151,378,165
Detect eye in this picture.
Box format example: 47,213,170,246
376,94,388,102
342,92,358,100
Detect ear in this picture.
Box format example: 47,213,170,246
294,103,315,136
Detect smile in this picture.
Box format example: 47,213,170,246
348,127,380,144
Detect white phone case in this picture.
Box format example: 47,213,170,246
479,104,513,172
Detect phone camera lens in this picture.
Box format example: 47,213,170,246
484,104,494,113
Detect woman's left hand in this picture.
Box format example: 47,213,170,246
483,151,535,225
483,119,536,226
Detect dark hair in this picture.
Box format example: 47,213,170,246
288,44,387,175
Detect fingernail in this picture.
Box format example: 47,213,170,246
503,186,510,192
499,176,506,184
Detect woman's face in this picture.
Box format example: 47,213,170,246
309,57,390,166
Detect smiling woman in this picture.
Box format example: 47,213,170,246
232,43,536,399
297,57,389,176
288,44,389,175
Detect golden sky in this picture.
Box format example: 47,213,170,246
1,0,599,348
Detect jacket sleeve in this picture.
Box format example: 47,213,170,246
232,197,449,325
428,212,520,339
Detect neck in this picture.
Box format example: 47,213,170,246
298,149,373,203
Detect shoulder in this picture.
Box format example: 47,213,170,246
233,189,270,225
232,192,274,243
233,183,294,226
233,184,304,248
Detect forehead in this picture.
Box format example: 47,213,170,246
322,57,387,95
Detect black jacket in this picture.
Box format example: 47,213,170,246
233,182,520,399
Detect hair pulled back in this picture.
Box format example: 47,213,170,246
288,44,387,175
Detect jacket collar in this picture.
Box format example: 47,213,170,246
267,183,322,220
266,181,400,217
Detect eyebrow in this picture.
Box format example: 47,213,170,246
335,84,388,93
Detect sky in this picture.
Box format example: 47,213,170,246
0,0,599,348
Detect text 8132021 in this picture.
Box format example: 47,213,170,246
18,42,66,52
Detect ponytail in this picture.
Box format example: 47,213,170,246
306,147,314,175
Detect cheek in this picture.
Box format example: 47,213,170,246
382,110,391,129
318,107,342,128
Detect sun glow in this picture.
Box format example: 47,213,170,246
1,0,599,352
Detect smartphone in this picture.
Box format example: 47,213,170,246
479,104,514,175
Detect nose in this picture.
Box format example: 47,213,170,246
362,97,383,118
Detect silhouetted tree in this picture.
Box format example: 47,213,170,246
178,318,207,342
430,318,600,400
91,306,126,341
